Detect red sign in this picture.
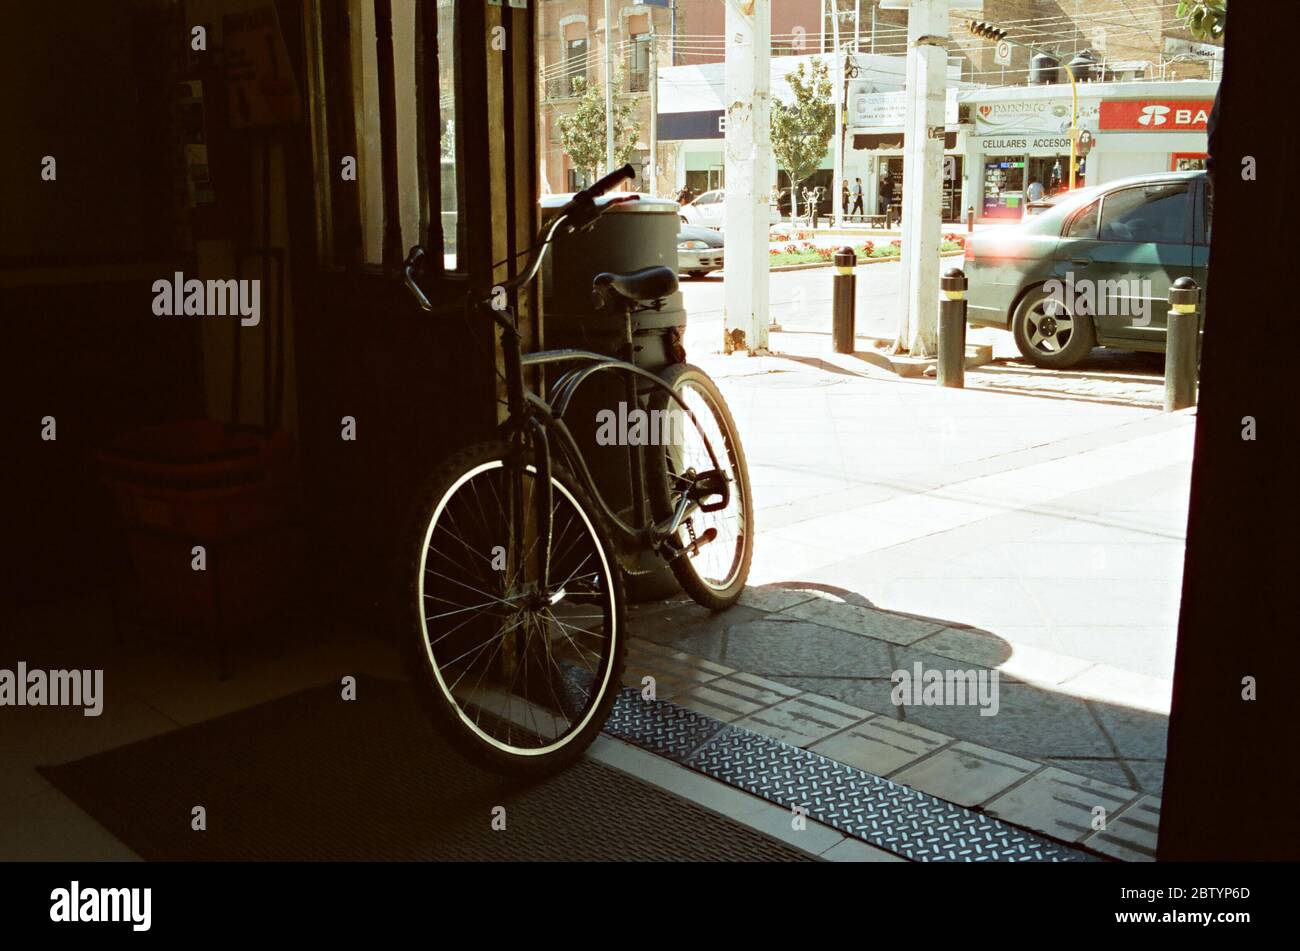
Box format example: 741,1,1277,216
1100,100,1214,132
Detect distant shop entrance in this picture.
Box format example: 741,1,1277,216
982,156,1025,218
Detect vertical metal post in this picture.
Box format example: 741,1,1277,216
1165,277,1201,412
938,267,967,387
605,0,615,174
832,247,857,353
832,0,844,229
649,30,658,194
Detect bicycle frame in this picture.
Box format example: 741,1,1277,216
504,330,726,593
407,194,730,595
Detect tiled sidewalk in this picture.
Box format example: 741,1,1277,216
626,586,1164,862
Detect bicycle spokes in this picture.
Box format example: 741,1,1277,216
417,460,617,757
662,385,747,591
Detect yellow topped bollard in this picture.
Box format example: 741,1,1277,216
1165,276,1201,412
938,267,968,388
832,247,857,354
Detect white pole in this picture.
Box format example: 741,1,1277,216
832,0,843,229
649,32,658,194
605,0,616,175
889,0,972,356
723,0,772,354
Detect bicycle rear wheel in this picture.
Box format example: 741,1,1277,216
404,441,625,776
646,363,754,610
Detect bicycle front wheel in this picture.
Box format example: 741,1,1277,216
404,441,625,776
646,363,754,610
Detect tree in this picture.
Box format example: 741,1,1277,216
1177,0,1226,40
771,59,835,224
556,75,641,186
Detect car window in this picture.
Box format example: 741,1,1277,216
1099,183,1190,244
1065,199,1100,239
1203,179,1213,243
698,191,719,205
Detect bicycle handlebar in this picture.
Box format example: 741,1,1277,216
402,163,637,316
586,164,636,201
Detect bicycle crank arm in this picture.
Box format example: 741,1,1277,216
685,527,718,557
656,524,718,562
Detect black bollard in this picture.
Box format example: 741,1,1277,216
832,247,857,354
1165,276,1200,412
938,267,968,388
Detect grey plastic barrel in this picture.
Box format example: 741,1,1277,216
540,193,686,599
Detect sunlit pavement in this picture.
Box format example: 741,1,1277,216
627,269,1192,851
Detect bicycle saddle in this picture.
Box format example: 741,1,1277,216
591,266,678,309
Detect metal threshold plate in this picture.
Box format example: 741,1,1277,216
603,689,1096,862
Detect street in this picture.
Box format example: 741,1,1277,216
679,258,925,349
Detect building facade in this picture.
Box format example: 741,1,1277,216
540,0,1218,200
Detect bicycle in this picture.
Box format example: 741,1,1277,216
400,165,754,776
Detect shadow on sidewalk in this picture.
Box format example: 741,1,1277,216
627,581,1169,813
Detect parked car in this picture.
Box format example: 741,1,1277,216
679,189,781,230
964,170,1210,369
677,224,724,278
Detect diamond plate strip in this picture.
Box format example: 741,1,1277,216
603,687,728,764
605,689,1095,862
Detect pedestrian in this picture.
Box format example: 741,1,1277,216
851,177,866,222
677,184,695,206
841,180,850,219
877,169,895,228
1027,178,1044,203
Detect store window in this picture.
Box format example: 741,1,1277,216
982,157,1025,219
1099,183,1190,244
1171,152,1209,172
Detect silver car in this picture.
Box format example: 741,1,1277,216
677,224,724,278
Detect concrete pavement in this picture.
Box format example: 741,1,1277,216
627,318,1190,857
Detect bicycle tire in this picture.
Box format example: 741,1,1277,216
645,364,754,611
403,441,626,777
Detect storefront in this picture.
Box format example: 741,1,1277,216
848,84,968,223
977,134,1083,218
961,80,1216,221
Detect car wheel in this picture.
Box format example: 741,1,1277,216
680,215,688,224
1012,286,1096,369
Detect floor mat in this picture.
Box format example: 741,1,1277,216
38,677,814,862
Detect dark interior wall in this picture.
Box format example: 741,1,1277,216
2,0,205,605
0,0,183,265
1158,2,1300,860
3,0,537,621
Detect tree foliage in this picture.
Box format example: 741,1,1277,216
557,75,641,184
1177,0,1226,41
770,59,835,217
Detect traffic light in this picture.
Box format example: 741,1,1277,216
969,20,1008,42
